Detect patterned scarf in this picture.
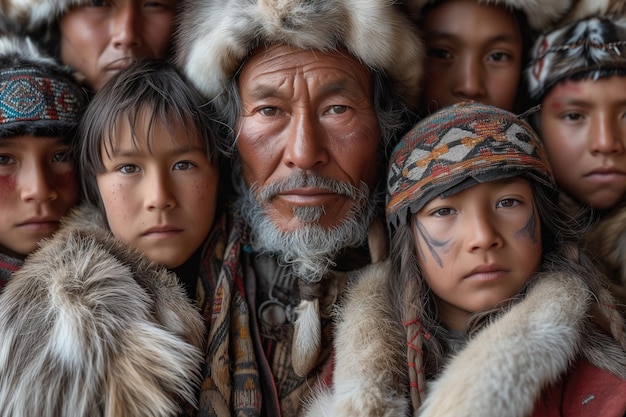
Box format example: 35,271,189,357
0,252,23,292
192,211,262,417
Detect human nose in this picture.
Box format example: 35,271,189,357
464,210,503,252
111,4,142,50
145,170,176,210
452,55,485,102
589,114,625,155
20,162,58,203
283,110,330,171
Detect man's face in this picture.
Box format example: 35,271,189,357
59,0,176,91
235,44,382,278
540,76,626,210
236,44,381,233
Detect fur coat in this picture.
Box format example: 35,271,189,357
0,205,204,417
304,259,626,417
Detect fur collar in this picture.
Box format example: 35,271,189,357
304,257,626,417
0,204,204,417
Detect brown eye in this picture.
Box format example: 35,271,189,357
259,107,278,116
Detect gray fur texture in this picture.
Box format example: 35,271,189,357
0,205,204,417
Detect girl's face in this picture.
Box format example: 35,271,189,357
413,178,542,331
539,76,626,210
96,112,219,269
420,0,523,112
59,0,176,91
0,136,78,257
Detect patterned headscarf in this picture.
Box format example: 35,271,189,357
386,101,555,227
0,35,87,139
526,15,626,100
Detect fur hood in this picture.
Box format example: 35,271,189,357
0,204,204,417
175,0,424,107
304,258,626,417
0,0,88,33
404,0,573,30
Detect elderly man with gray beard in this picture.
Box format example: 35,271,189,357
176,0,424,416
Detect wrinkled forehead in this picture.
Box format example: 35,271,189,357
238,44,374,94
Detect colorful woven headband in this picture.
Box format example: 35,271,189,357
386,101,555,227
526,15,626,100
0,65,86,138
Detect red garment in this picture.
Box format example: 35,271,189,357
534,358,626,417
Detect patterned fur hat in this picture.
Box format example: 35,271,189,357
175,0,424,107
386,101,555,227
0,34,87,139
526,14,626,100
403,0,573,31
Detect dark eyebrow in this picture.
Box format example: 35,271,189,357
110,145,206,158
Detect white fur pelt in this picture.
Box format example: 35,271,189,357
417,271,590,417
404,0,573,30
302,260,409,417
175,0,424,107
0,204,204,417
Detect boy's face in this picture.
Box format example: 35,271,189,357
420,0,523,112
97,113,219,269
59,0,176,91
540,76,626,210
413,178,542,331
0,136,78,257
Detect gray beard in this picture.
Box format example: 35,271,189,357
238,171,378,283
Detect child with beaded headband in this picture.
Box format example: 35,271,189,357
526,7,626,313
0,34,87,290
385,101,626,416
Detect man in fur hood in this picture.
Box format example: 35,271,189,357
0,0,178,92
175,0,423,415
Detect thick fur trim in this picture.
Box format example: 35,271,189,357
0,33,56,66
404,0,573,30
0,0,87,32
176,0,424,106
418,271,590,417
563,0,626,23
302,260,409,417
0,205,204,417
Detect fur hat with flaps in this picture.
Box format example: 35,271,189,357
175,0,424,107
387,101,555,227
0,34,87,139
526,14,626,100
404,0,573,31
